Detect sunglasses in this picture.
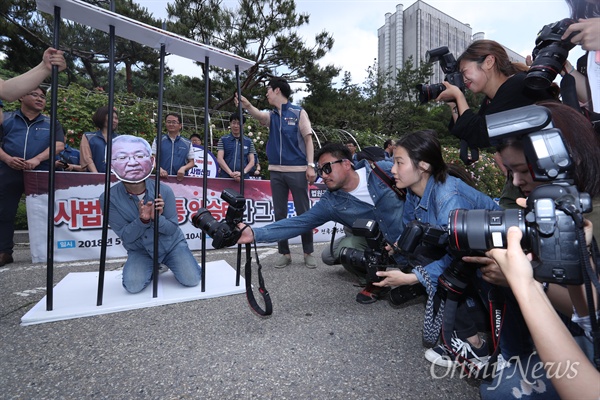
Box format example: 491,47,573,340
316,159,345,176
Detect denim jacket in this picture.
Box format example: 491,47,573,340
254,159,405,251
99,180,186,263
405,175,501,290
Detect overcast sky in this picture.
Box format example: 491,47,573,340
138,0,580,91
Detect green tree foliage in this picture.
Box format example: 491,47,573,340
166,0,339,110
0,0,166,95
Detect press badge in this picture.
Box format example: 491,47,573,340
284,117,297,126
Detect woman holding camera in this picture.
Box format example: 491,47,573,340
495,101,600,238
436,40,555,208
468,101,600,399
437,40,555,150
374,129,500,367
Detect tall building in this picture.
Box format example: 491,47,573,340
378,1,524,86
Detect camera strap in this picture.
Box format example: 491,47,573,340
413,265,444,346
369,162,406,200
417,263,506,381
560,202,600,370
329,224,338,259
244,242,273,316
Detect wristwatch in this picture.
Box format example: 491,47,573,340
307,162,315,168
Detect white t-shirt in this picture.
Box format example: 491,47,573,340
348,167,374,206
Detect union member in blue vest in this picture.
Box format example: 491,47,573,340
0,87,65,267
235,77,317,269
216,113,256,182
79,105,119,173
151,113,195,181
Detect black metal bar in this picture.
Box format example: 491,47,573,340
235,65,244,287
97,0,117,306
200,56,210,292
46,5,61,311
152,33,167,298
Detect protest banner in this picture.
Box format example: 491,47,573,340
24,171,335,263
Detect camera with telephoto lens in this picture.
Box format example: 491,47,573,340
396,220,474,301
525,18,578,90
416,46,465,104
339,219,395,282
447,105,592,284
191,188,246,249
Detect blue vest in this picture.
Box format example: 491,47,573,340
84,130,119,173
0,110,65,171
156,135,192,175
218,133,253,178
266,102,307,166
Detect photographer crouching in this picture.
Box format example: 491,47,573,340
373,130,501,369
455,103,600,398
236,142,406,304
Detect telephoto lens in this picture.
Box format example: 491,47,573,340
417,83,446,104
191,208,220,236
447,209,529,253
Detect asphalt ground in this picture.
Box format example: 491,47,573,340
1,234,481,399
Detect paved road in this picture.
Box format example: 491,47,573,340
1,237,481,399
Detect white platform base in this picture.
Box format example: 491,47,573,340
21,260,245,326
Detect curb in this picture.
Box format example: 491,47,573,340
14,230,29,244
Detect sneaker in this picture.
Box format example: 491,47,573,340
304,254,317,269
356,283,390,304
425,334,489,368
274,254,292,268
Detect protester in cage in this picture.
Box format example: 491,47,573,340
99,135,200,293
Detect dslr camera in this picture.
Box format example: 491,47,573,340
525,18,578,90
339,219,395,282
448,105,592,284
397,220,474,301
416,46,465,104
191,188,246,249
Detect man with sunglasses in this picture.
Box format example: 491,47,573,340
0,86,65,267
237,142,406,304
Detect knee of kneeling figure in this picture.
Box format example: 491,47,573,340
123,280,148,294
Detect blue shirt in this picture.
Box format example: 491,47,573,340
405,175,501,290
217,133,255,178
254,159,405,254
152,135,193,176
99,180,186,262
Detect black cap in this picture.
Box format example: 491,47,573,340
356,146,386,162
